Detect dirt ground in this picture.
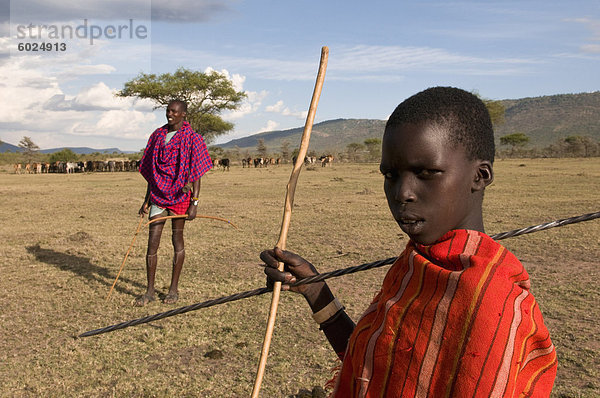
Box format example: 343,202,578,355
0,158,598,397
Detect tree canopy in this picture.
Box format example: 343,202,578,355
49,148,78,163
482,99,505,126
472,91,505,125
500,132,529,156
364,138,382,162
500,132,529,147
18,136,39,163
256,138,267,158
118,67,247,143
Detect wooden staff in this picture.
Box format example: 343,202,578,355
251,46,329,398
106,214,145,300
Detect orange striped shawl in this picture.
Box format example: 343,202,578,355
331,229,556,397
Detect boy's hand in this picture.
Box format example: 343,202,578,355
186,204,197,220
139,201,149,216
260,247,324,298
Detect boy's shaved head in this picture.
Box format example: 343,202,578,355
386,87,495,163
168,99,188,112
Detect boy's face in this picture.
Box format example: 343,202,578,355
380,122,491,245
166,102,186,127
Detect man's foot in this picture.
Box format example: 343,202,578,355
134,293,156,307
163,292,178,304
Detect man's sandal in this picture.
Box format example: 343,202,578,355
163,292,178,305
134,293,156,307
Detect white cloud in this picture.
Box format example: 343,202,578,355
258,120,279,133
0,38,157,149
330,45,540,77
203,67,267,121
153,42,542,83
72,109,156,139
567,18,600,54
225,89,268,120
265,100,284,113
204,66,246,91
580,44,600,53
265,100,307,119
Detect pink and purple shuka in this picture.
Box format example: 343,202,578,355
139,121,212,215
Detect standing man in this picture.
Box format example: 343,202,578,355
136,99,212,306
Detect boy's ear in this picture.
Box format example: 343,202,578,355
472,161,494,192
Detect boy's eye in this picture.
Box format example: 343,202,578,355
416,169,441,178
381,171,394,179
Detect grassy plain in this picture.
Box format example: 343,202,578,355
0,158,598,397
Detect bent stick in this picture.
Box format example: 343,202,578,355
79,210,599,338
106,214,145,300
106,213,238,300
251,46,329,398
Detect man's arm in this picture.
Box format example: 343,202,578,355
186,178,201,220
139,183,151,215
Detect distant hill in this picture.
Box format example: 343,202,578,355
3,92,599,156
0,143,135,155
38,147,134,155
495,92,600,148
218,92,600,154
0,142,21,153
219,118,387,154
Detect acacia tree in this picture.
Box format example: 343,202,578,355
483,99,505,126
49,148,78,163
280,141,290,162
346,142,364,163
118,67,247,143
500,132,529,156
256,138,267,159
18,136,40,163
364,138,382,162
563,135,596,157
472,91,505,126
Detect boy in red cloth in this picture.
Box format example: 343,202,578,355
262,87,557,397
136,100,212,306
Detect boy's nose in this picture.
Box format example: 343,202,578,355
395,175,416,203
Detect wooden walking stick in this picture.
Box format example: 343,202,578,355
106,213,238,300
250,46,329,398
106,214,145,300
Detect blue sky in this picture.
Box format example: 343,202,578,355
1,0,599,151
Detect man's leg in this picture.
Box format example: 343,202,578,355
164,218,185,304
135,220,165,306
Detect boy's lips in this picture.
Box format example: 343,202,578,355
396,214,425,235
396,212,423,224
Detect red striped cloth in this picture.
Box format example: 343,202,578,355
139,121,212,213
331,229,556,397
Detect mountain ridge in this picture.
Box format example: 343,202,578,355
217,91,600,154
2,91,599,156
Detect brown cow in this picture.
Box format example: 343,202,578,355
320,155,334,167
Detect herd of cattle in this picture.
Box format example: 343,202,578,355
236,155,334,169
12,155,335,174
13,160,140,174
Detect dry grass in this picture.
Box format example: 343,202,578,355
0,158,598,397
